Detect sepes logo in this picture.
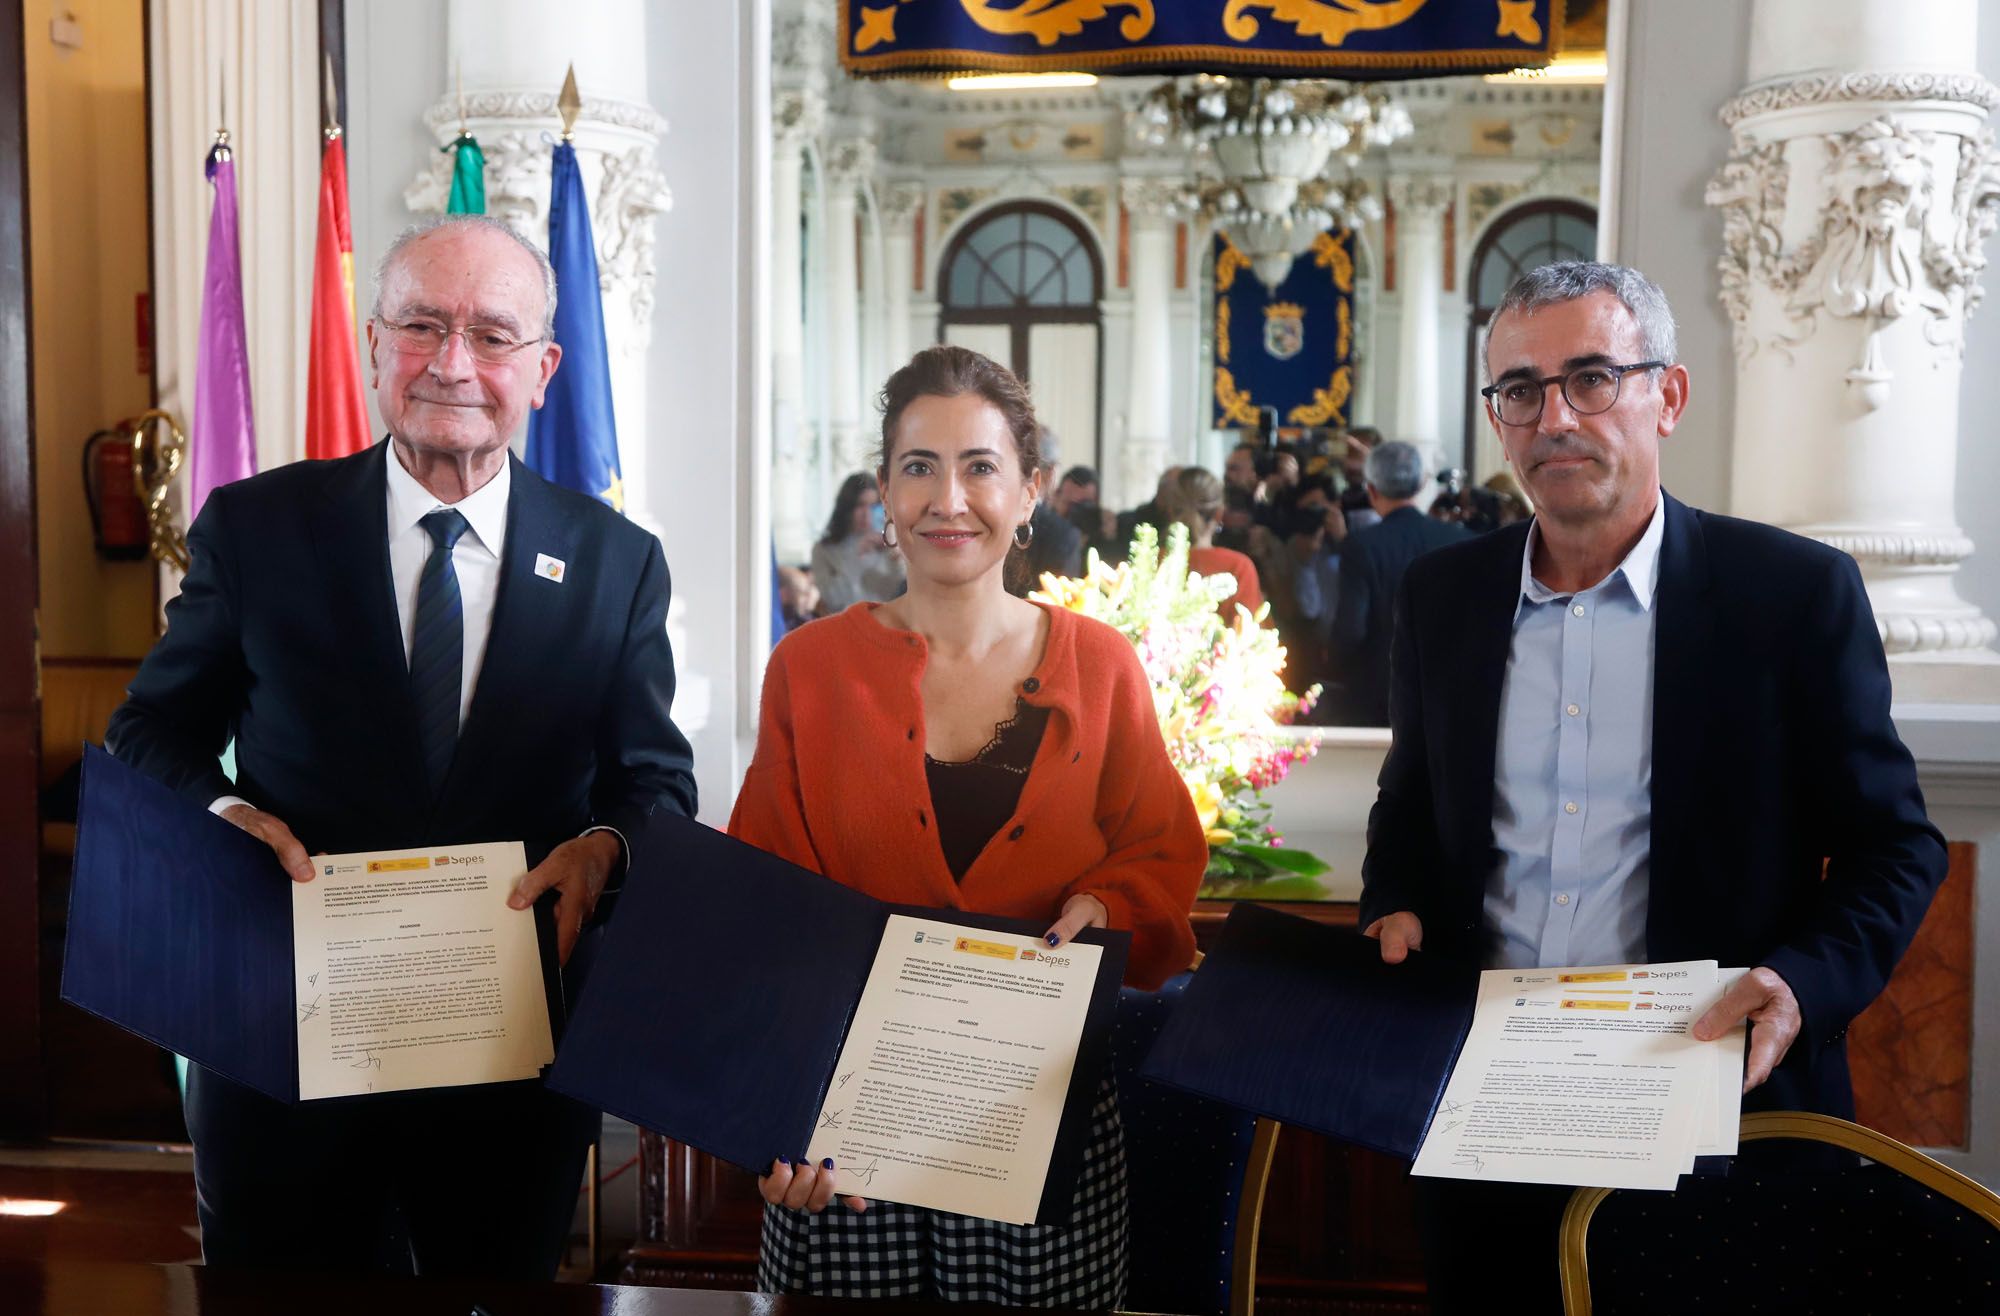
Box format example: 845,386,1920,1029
1020,947,1071,969
434,854,485,867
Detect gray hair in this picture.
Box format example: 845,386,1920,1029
371,213,558,337
1363,440,1426,501
1481,260,1677,382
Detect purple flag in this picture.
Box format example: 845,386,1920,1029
189,142,256,520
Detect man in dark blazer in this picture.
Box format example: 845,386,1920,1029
1359,262,1945,1310
1330,440,1466,724
107,215,697,1278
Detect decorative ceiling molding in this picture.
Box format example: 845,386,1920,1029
1720,70,2000,127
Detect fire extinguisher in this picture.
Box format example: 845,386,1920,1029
82,428,149,560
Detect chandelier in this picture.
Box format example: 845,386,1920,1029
1132,76,1413,292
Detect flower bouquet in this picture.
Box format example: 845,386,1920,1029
1032,522,1329,899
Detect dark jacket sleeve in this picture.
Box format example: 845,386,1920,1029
104,492,246,807
1760,551,1948,1056
593,536,699,852
1332,532,1373,654
1358,569,1447,930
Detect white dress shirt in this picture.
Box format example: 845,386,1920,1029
1484,492,1665,969
384,444,509,730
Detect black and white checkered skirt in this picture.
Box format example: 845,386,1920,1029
757,1073,1129,1305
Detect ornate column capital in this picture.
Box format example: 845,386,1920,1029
1387,175,1453,219
1708,4,2000,661
773,0,838,83
403,92,672,351
825,136,878,194
877,180,926,234
1119,174,1188,227
773,86,826,150
1706,113,2000,368
1720,70,2000,128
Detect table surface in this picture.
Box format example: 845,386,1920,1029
0,1259,1114,1316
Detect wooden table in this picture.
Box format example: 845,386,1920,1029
0,1259,1085,1316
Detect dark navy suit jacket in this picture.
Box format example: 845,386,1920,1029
1333,505,1469,724
108,441,697,877
1359,492,1946,1117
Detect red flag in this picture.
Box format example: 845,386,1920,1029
306,135,370,460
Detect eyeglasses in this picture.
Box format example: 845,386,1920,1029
375,316,546,364
1480,360,1667,427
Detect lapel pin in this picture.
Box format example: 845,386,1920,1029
534,553,567,583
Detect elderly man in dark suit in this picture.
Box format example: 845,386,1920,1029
107,214,697,1279
1360,261,1946,1311
1330,440,1466,724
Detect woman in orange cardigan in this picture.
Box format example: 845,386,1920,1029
731,345,1207,1305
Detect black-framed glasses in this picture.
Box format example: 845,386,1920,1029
1480,360,1668,427
375,316,546,364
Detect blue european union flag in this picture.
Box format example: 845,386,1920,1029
526,140,623,512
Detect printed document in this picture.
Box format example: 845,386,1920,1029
1413,961,1746,1190
292,842,555,1100
805,914,1102,1224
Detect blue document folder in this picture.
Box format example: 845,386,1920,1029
63,744,563,1105
64,744,301,1101
547,813,1130,1224
1139,902,1478,1159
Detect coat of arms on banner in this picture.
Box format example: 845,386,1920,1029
1263,302,1304,361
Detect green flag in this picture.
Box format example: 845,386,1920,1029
446,134,486,215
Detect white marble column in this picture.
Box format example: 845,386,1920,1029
769,89,823,565
1122,177,1181,511
1388,176,1452,469
879,182,925,378
404,0,672,532
1708,0,2000,659
824,137,876,477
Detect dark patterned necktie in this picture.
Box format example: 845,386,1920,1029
411,509,471,793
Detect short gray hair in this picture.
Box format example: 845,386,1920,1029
371,213,558,337
1482,260,1677,382
1363,440,1426,500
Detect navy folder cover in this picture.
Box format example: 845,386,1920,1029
64,744,301,1102
547,813,1130,1225
1139,902,1478,1159
63,745,564,1105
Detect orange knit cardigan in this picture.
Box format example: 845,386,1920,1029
728,602,1206,989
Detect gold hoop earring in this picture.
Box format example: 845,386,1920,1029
1013,521,1034,550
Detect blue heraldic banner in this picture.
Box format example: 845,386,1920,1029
841,0,1563,80
1212,229,1355,432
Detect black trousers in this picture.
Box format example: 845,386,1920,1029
184,1062,598,1279
1412,1176,1575,1315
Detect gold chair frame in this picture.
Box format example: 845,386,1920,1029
1558,1110,2000,1315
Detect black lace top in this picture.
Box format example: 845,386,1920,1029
924,696,1052,881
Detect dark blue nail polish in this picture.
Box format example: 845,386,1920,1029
778,1156,792,1167
1045,932,1060,946
822,1158,834,1170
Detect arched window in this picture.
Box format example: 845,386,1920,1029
1462,199,1597,469
939,202,1104,465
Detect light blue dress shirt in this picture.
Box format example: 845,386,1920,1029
1484,494,1666,969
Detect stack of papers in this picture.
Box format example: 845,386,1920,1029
1411,961,1747,1190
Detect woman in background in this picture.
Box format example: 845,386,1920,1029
809,471,906,613
731,345,1206,1306
1162,466,1265,621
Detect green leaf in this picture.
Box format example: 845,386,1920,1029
1213,841,1330,877
1196,875,1333,901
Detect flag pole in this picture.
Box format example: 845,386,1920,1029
322,52,340,143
